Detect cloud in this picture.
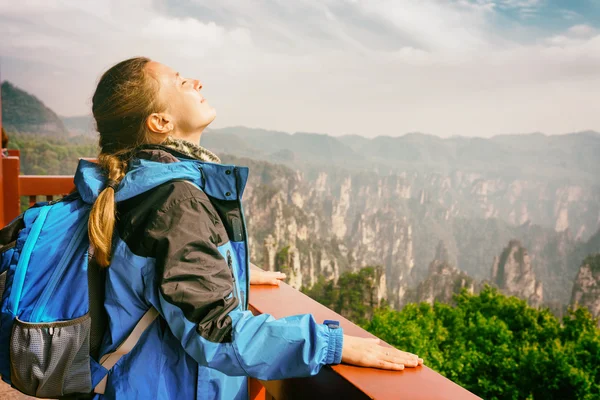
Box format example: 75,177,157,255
567,24,596,37
560,9,581,20
0,0,598,137
141,16,253,58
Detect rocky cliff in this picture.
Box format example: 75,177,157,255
230,154,594,307
248,160,415,306
409,241,477,305
206,127,600,245
221,152,598,308
491,240,544,306
570,254,600,319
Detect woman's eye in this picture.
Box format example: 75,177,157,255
182,80,187,86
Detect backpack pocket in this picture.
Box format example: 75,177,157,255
10,313,92,397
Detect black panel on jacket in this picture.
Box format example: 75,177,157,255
115,176,237,343
209,196,245,242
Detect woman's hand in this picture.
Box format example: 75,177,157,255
250,269,286,286
341,335,423,371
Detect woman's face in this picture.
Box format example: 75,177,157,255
147,61,216,144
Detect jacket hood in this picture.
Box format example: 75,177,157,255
74,157,249,204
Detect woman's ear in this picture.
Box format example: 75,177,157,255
146,113,173,142
147,113,173,133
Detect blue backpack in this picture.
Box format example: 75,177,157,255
0,191,157,398
0,158,215,398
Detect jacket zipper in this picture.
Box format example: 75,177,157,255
30,217,89,322
234,167,250,311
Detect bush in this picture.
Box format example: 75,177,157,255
366,287,600,400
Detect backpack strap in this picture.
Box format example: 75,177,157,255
93,307,159,394
88,257,107,360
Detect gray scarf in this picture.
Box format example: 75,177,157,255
161,136,221,163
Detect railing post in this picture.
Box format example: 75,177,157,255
2,156,21,223
249,378,269,400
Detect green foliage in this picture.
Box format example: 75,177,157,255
365,287,600,400
303,266,383,326
7,133,98,175
275,246,291,275
306,269,600,399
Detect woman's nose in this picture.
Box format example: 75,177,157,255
193,79,203,90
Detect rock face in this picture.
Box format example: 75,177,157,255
222,153,597,308
411,241,476,304
207,128,600,245
491,240,544,306
243,158,415,307
570,254,600,319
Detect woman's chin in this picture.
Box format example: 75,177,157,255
205,108,217,125
198,110,216,131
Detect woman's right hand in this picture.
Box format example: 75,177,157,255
341,335,423,371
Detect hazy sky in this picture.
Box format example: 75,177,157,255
1,0,599,138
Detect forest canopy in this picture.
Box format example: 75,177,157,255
305,268,600,400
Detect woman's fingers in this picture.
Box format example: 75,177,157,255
341,335,423,371
266,271,286,285
250,270,287,285
381,348,420,367
377,360,404,371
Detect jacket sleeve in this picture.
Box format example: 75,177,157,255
145,192,343,380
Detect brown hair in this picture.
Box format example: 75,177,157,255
89,57,164,267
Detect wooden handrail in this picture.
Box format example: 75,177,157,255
18,175,75,196
248,270,480,400
0,156,75,222
0,156,480,400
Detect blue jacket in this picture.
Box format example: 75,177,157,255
75,146,343,400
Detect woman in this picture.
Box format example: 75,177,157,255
87,57,422,399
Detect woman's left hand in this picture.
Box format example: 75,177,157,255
250,269,286,286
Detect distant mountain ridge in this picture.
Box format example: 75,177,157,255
33,111,599,186
201,126,600,183
2,82,597,184
61,115,96,137
1,81,68,135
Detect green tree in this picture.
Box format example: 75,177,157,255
303,266,384,326
365,287,600,400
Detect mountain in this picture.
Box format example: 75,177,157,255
490,240,544,307
202,126,364,167
407,241,478,305
218,153,596,308
61,115,96,137
205,127,600,242
1,81,68,135
210,128,599,184
571,254,600,319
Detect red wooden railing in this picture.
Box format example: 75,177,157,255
0,150,76,225
0,153,481,400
